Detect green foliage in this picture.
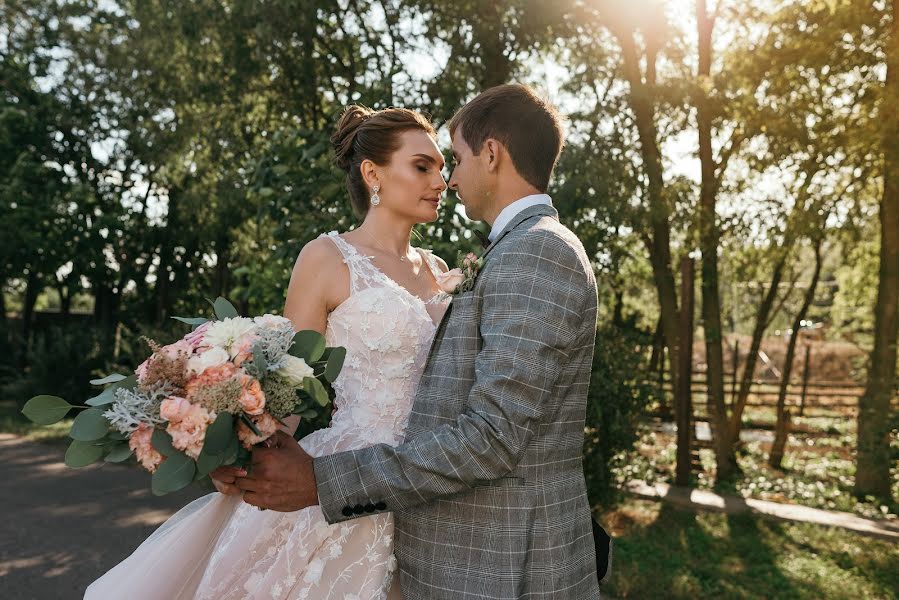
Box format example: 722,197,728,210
583,320,657,509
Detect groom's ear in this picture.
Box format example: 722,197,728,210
483,139,502,173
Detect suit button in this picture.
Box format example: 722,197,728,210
364,503,376,512
375,501,387,510
353,504,365,515
342,506,353,517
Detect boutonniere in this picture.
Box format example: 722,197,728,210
435,252,484,295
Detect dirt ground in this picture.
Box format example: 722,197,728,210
0,434,205,599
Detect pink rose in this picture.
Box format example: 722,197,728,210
129,423,163,473
183,321,211,350
435,268,465,293
238,375,266,415
160,396,193,422
463,252,478,267
135,359,150,384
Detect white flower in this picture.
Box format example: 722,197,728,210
187,346,230,375
203,317,256,352
254,314,291,328
303,558,325,585
276,354,315,385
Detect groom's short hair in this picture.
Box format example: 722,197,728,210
449,84,564,192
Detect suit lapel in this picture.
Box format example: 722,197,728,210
480,204,559,261
421,204,558,376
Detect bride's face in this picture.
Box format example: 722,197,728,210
375,130,447,224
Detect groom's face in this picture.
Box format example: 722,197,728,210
448,131,489,221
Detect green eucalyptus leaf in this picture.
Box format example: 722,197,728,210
151,452,196,495
304,377,330,407
289,330,326,363
324,347,346,383
104,443,134,463
213,297,239,320
172,316,209,326
65,440,105,468
69,408,110,441
196,448,225,476
85,374,138,407
21,395,73,425
151,429,177,457
89,373,128,386
202,412,234,456
221,436,240,466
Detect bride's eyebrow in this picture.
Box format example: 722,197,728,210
412,153,445,169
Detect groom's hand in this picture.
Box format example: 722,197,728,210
235,430,319,512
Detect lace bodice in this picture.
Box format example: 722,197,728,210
316,231,451,449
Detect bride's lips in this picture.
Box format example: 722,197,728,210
423,197,440,207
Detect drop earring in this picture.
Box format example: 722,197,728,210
370,185,381,206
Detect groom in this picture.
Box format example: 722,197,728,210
231,84,600,599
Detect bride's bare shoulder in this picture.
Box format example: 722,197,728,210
288,235,350,312
292,236,344,272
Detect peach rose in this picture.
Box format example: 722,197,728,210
160,396,193,422
129,423,163,473
435,268,465,293
238,375,266,415
236,412,279,449
166,402,214,459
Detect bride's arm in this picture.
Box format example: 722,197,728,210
210,238,347,493
278,238,349,436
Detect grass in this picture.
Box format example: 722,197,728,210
599,498,899,599
621,412,899,520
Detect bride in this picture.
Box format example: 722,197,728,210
85,104,451,599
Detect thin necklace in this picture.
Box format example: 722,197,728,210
360,227,413,263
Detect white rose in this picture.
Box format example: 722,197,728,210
276,354,315,385
187,346,230,375
253,314,291,328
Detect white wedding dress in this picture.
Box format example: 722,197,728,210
85,232,450,600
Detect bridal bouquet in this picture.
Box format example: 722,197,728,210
21,297,344,495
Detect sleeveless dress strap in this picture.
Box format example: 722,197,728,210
416,248,445,279
319,231,378,293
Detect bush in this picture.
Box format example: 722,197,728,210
1,324,106,409
583,319,657,509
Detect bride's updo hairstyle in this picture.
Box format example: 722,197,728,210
330,104,436,219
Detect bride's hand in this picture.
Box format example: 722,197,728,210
210,466,247,496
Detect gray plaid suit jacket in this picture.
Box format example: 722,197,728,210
313,204,600,599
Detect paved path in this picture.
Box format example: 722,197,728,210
625,479,899,541
0,434,205,599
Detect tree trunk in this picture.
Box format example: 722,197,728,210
676,257,695,486
22,270,40,347
725,251,788,472
696,0,732,479
770,241,823,469
615,30,682,409
857,0,899,500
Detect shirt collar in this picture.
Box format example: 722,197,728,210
488,194,553,242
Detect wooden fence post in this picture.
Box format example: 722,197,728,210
676,257,695,486
799,344,811,417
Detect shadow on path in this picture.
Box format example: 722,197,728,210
0,434,205,599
